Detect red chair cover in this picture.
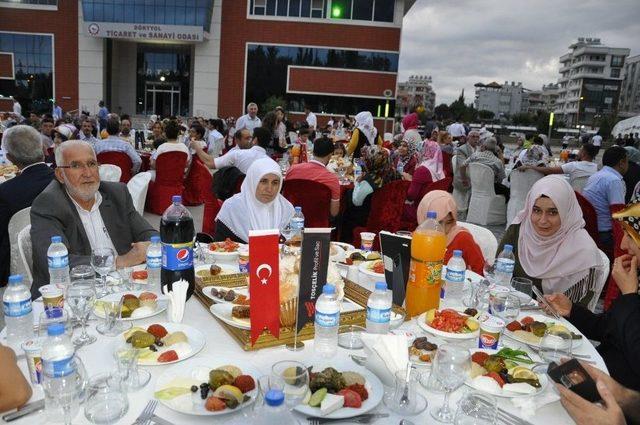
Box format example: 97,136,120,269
182,156,213,206
97,151,133,183
400,177,453,231
574,191,600,249
352,180,411,250
281,179,332,228
442,151,453,179
145,151,188,215
202,197,223,236
604,204,626,311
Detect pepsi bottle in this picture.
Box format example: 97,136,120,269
160,195,195,299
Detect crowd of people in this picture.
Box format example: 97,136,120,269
0,101,639,424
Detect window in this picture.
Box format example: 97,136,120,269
249,0,393,22
251,0,327,18
0,0,56,5
352,0,373,20
0,32,53,113
330,0,394,22
611,55,624,67
610,68,620,78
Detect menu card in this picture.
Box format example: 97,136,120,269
379,231,412,306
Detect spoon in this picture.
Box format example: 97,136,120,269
399,420,416,425
399,365,412,406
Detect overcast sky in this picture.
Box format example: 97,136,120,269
399,0,640,105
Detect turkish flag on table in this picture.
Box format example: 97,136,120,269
248,229,280,345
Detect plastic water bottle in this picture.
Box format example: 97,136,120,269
41,323,75,378
146,236,162,291
366,282,392,334
48,236,70,287
353,159,362,180
255,389,293,424
3,275,34,347
314,284,340,359
291,206,305,237
495,244,515,286
443,250,466,302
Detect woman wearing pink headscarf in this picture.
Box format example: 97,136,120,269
416,190,485,275
401,113,422,147
402,140,446,221
497,175,604,310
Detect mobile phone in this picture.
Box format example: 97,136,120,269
547,359,601,403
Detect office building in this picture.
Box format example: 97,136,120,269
396,74,436,116
620,54,640,118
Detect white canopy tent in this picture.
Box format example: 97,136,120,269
612,115,640,137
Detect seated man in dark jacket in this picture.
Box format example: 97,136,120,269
30,140,157,297
0,125,54,288
543,199,640,392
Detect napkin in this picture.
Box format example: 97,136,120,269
510,391,560,419
164,279,188,323
361,333,409,386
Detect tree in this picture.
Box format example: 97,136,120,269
511,112,534,126
261,95,286,114
478,109,495,120
535,111,550,134
434,103,451,121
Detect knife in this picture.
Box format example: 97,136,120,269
150,414,175,425
2,399,45,422
305,413,389,424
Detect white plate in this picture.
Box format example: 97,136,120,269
93,291,167,321
503,313,583,349
202,286,249,304
112,322,206,366
465,348,548,398
195,264,241,277
154,356,259,416
294,368,384,419
210,303,250,330
357,261,385,279
416,311,479,340
206,242,247,261
330,242,355,262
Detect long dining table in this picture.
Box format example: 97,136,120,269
2,257,606,425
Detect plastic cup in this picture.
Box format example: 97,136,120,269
477,313,505,350
21,338,43,384
238,247,249,274
360,232,376,251
39,284,64,310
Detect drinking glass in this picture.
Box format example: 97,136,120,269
66,280,97,347
280,223,295,254
116,266,133,291
96,297,131,337
337,166,347,184
511,277,533,297
91,248,115,297
38,307,73,339
271,360,309,410
42,356,87,425
113,347,151,391
463,282,490,311
483,262,497,286
489,293,521,322
70,265,95,282
431,344,471,423
384,367,428,416
539,328,573,363
453,391,498,425
84,373,129,424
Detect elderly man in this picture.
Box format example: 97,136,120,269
235,102,261,134
462,136,510,201
30,140,156,295
0,125,54,291
94,114,141,174
454,129,480,190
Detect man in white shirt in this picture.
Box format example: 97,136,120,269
52,102,63,121
12,98,21,118
119,117,133,145
304,106,317,131
447,118,466,139
191,126,270,174
519,143,598,185
235,102,261,134
206,118,225,158
591,133,603,155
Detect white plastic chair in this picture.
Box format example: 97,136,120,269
506,169,543,226
127,171,152,216
8,207,31,278
17,225,33,290
99,164,122,182
466,163,506,225
590,250,610,312
451,155,470,213
571,176,590,193
458,221,498,264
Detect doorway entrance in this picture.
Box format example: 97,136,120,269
144,82,181,117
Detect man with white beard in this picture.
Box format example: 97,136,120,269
30,140,156,295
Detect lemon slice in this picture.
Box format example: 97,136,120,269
512,368,537,381
212,385,244,404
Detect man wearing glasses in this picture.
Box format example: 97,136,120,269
30,140,156,296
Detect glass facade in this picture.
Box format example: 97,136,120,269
246,44,397,115
249,0,395,22
0,0,57,5
82,0,214,32
0,32,53,113
136,45,191,116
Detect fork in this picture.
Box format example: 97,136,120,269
307,413,389,425
132,400,157,425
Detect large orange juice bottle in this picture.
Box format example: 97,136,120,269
405,211,447,318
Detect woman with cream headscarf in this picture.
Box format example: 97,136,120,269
402,140,446,221
497,175,604,310
214,157,295,243
401,112,422,147
415,190,485,275
347,111,382,158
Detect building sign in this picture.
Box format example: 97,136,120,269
85,22,204,42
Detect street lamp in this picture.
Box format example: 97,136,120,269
383,89,393,134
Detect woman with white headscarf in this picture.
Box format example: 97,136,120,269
497,175,605,311
346,111,382,158
214,157,295,243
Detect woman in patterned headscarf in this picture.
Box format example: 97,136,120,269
402,140,446,221
542,197,640,392
341,146,400,243
392,140,419,176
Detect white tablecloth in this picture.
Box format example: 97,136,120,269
3,265,606,425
